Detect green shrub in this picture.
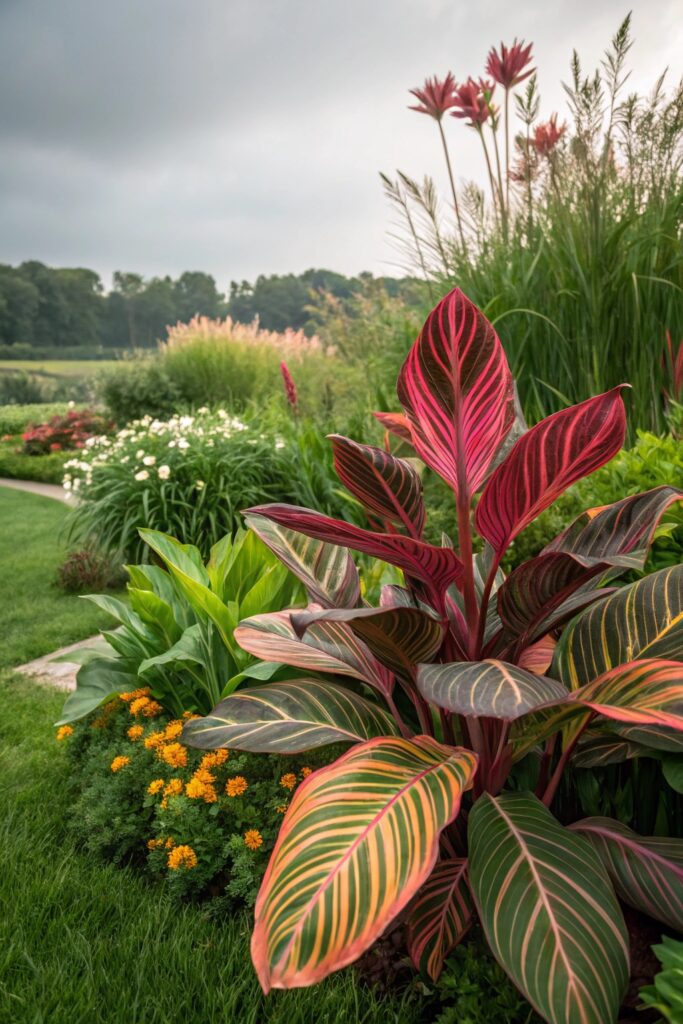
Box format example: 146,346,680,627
639,935,683,1022
57,547,123,593
0,402,70,434
96,356,182,423
0,370,52,404
0,440,69,483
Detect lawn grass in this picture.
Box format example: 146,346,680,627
0,359,120,377
0,487,116,667
0,672,418,1024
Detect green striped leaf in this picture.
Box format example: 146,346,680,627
570,817,683,932
251,736,477,991
406,858,472,981
468,792,629,1024
244,513,360,609
555,564,683,688
181,679,398,753
291,606,445,682
235,610,393,696
417,660,567,720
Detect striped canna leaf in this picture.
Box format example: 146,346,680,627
544,485,683,570
329,434,426,537
397,287,515,498
570,817,683,932
468,791,629,1024
555,564,683,688
475,387,627,554
291,605,445,682
243,513,360,609
181,679,398,753
235,610,393,696
372,410,414,446
406,857,472,981
417,660,568,720
251,735,477,991
245,504,463,595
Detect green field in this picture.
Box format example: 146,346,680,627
0,359,120,377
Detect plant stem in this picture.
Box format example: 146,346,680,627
474,550,503,657
438,120,467,252
491,123,508,239
505,89,510,212
386,691,413,739
456,494,478,658
477,126,500,228
542,718,591,807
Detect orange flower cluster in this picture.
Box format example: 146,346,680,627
159,742,187,769
244,829,263,851
56,725,73,741
225,775,248,798
279,772,297,791
127,725,143,741
110,755,130,773
167,844,197,870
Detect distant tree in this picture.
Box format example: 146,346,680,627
0,265,40,345
173,271,222,323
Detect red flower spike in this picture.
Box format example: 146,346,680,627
532,114,566,157
485,39,534,90
451,78,495,127
476,386,628,554
280,361,298,411
408,73,458,121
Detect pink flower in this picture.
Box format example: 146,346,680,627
280,361,298,411
50,442,62,451
486,39,534,90
408,73,458,121
451,78,495,127
531,114,566,157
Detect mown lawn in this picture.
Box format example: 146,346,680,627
0,487,115,667
0,359,120,377
0,672,418,1024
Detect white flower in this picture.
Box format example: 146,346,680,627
177,439,190,450
68,400,75,409
179,416,194,429
142,455,156,466
217,409,228,420
63,479,72,491
134,469,149,482
120,455,130,464
168,440,176,448
157,464,171,480
195,480,205,491
275,440,286,449
136,449,145,459
85,437,96,448
197,406,209,414
72,477,81,491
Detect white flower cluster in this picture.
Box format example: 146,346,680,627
61,409,257,494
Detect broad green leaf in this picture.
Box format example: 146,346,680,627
52,637,112,665
138,623,206,675
244,513,360,608
127,587,181,645
468,792,629,1024
251,736,477,991
417,660,567,720
663,756,683,793
571,817,683,932
56,658,136,725
140,529,209,583
406,858,472,981
182,679,399,753
555,564,683,688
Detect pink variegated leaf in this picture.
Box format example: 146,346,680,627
329,434,426,537
245,504,462,596
476,387,628,554
497,552,607,639
397,288,515,498
372,411,415,446
407,858,472,980
517,634,556,675
570,817,683,932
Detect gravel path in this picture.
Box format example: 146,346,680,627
0,477,70,503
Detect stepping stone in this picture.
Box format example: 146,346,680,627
15,635,103,691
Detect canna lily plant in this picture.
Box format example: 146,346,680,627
184,288,683,1024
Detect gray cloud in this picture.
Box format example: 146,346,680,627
0,0,680,289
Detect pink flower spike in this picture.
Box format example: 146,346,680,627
451,78,495,127
408,73,458,121
280,361,299,411
531,114,566,157
486,39,534,90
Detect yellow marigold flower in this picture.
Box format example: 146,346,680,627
120,687,150,703
244,829,263,851
193,767,216,786
110,755,130,773
164,778,184,797
56,725,73,741
276,804,288,814
279,772,297,791
182,711,201,721
159,742,187,768
165,837,175,849
168,844,197,870
144,730,165,750
147,778,165,795
142,700,163,717
127,725,144,741
163,720,183,741
300,766,313,778
185,778,206,800
225,775,248,797
202,785,217,804
200,749,229,769
129,696,150,717
147,838,163,850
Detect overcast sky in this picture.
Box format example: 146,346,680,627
0,0,680,291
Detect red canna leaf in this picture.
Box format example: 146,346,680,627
372,411,415,446
329,434,426,537
397,288,515,499
476,387,628,553
245,504,462,597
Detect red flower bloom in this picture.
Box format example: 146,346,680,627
408,73,458,121
485,39,534,90
531,114,566,157
50,442,62,451
451,77,495,127
280,361,298,411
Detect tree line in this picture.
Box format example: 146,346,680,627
0,262,413,352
